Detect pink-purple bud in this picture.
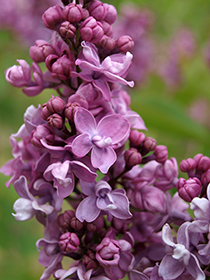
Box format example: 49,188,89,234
57,210,75,231
42,5,64,30
88,0,107,21
117,35,134,53
59,21,76,39
201,168,210,188
195,154,210,172
154,145,168,163
180,158,196,172
29,40,55,63
63,3,83,23
70,217,83,231
31,124,55,148
129,130,145,147
59,232,80,253
124,148,142,168
101,21,113,36
83,250,98,269
143,137,157,151
65,102,81,122
47,113,63,129
47,96,66,113
5,59,31,88
80,16,104,43
103,3,117,24
177,177,202,202
46,54,72,80
100,35,116,50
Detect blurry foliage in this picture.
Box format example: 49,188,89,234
1,0,210,279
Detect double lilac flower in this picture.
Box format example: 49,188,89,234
72,107,130,173
76,180,132,223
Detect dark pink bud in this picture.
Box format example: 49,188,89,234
117,35,134,53
83,250,98,269
29,40,55,63
88,0,107,21
59,21,76,39
47,113,63,129
96,237,120,267
59,232,80,253
42,5,64,30
86,222,97,232
41,104,51,120
201,168,210,188
47,96,66,114
143,137,157,151
196,155,210,172
70,217,83,231
124,148,142,168
180,158,196,172
101,20,113,36
103,3,117,24
65,102,81,122
57,210,75,231
31,124,55,148
154,145,168,163
100,35,116,50
46,54,72,80
177,177,202,202
63,3,83,23
129,130,145,147
80,16,104,43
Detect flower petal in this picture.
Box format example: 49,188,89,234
72,133,93,157
91,146,116,173
76,195,100,222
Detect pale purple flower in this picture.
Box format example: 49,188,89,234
72,107,130,173
12,176,54,221
44,159,97,198
74,41,134,101
159,223,205,280
76,180,132,223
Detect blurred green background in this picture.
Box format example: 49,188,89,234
1,0,210,279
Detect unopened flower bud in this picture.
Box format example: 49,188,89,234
47,113,63,129
154,145,168,163
47,96,66,113
29,40,55,63
63,3,83,23
59,21,76,39
42,5,64,30
129,130,145,147
124,148,142,168
201,168,210,188
88,0,107,21
117,35,134,52
59,232,80,253
46,54,72,80
180,158,196,172
83,251,98,269
100,35,116,50
143,137,157,151
70,216,83,231
177,177,202,202
65,102,80,122
5,59,31,88
103,3,117,24
57,210,75,231
101,20,113,36
80,16,104,43
31,124,55,148
195,154,210,172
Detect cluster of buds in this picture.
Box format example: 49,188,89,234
1,1,210,280
177,153,210,202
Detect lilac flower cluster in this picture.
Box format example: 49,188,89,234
2,0,210,279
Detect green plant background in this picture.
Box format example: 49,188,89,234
1,0,210,279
